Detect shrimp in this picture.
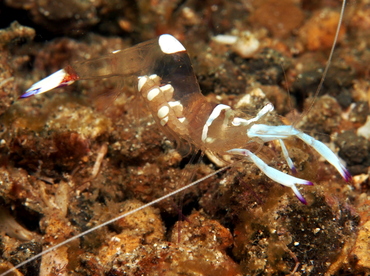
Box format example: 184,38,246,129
19,33,350,203
1,1,355,275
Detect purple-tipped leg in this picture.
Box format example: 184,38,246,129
296,132,352,182
247,124,351,183
227,148,314,204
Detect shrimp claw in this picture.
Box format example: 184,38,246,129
227,148,313,204
247,124,351,181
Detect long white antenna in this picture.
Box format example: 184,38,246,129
294,0,346,126
0,166,229,276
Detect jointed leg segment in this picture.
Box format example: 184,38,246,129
239,123,350,203
227,148,313,204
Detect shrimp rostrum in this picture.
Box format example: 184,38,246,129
21,34,351,204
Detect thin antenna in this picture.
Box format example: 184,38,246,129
0,166,229,276
281,63,293,113
294,0,346,127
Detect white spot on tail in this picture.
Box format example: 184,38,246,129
158,106,170,119
149,74,159,81
147,88,160,101
178,117,186,123
168,101,183,117
160,84,174,100
160,84,174,93
158,34,186,54
160,116,169,126
168,101,181,108
138,76,148,92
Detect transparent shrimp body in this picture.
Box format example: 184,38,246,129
21,34,350,204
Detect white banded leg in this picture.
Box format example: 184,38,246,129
296,132,351,181
202,104,231,142
227,148,313,204
247,124,351,181
232,103,274,126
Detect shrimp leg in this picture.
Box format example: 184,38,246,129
247,124,351,181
